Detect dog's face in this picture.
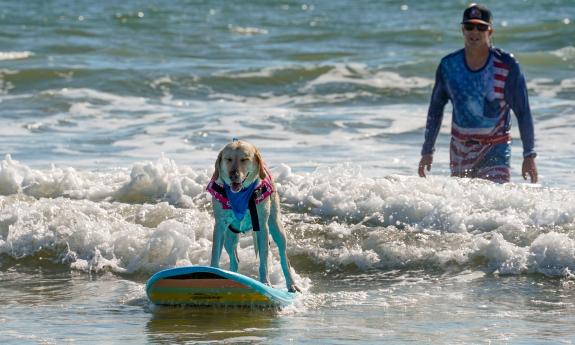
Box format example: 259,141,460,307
213,141,266,193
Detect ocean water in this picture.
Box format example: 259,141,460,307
1,0,575,343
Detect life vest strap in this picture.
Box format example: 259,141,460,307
209,181,261,233
248,194,260,232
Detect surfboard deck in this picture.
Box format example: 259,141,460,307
146,265,295,308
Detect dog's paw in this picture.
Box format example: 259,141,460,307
288,284,302,293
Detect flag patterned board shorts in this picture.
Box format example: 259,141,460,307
450,139,511,183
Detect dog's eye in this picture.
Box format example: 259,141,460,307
225,158,232,162
241,158,250,162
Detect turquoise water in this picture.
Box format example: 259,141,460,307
1,1,575,343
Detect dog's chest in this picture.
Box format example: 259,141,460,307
222,211,254,232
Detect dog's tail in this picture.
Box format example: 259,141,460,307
252,231,259,258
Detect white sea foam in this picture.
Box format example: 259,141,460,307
0,69,18,94
228,25,268,35
0,51,33,61
0,194,309,289
1,156,574,279
279,165,575,229
303,63,434,91
2,156,574,231
529,78,575,98
550,46,575,61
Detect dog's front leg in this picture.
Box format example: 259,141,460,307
268,194,301,292
269,219,300,292
223,231,239,272
210,202,229,268
256,227,271,286
210,221,226,268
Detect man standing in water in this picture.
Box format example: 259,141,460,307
418,4,538,183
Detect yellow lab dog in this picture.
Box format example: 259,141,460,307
207,140,300,292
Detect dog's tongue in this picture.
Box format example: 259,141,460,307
231,182,242,192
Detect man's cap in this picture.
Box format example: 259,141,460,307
461,4,492,25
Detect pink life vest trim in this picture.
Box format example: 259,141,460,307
206,168,274,210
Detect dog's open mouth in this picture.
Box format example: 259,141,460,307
229,172,249,193
230,182,243,192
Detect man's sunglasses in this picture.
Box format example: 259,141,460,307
463,23,490,32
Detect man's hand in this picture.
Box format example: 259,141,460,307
418,154,433,178
522,156,538,183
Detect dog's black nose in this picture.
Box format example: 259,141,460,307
230,170,239,179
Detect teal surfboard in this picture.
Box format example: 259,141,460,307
146,265,295,307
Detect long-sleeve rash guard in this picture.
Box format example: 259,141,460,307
421,47,536,159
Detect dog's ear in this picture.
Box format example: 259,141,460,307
212,150,222,180
254,148,266,179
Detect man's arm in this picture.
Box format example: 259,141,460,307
506,60,538,183
419,64,449,177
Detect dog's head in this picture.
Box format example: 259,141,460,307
212,140,267,193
